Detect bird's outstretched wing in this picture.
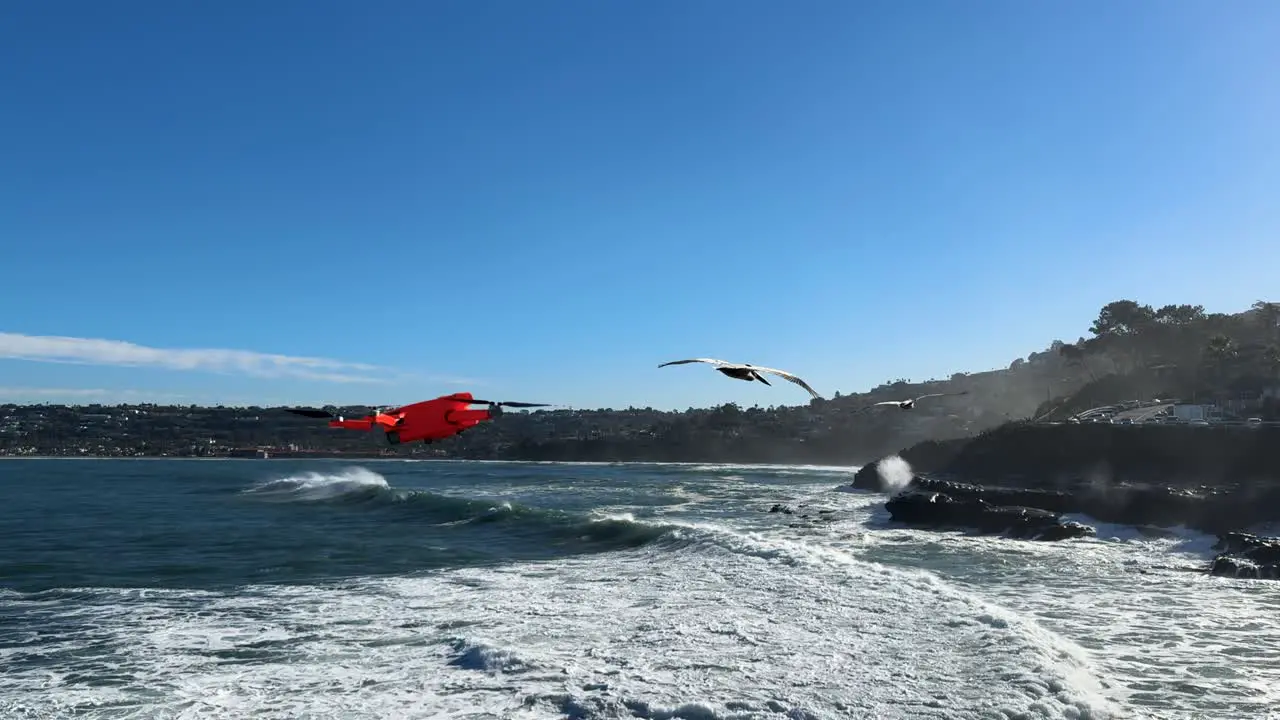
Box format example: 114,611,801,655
914,391,970,402
657,358,737,369
748,365,822,399
853,400,903,413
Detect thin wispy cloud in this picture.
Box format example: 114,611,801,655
0,387,142,398
0,387,190,403
0,387,308,407
0,332,391,384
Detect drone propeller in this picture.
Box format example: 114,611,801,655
467,399,552,408
284,407,336,419
286,406,384,420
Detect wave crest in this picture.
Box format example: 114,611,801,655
239,468,678,555
240,467,389,502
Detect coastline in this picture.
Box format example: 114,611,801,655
875,422,1280,485
849,422,1280,580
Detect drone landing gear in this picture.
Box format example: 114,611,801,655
386,431,401,445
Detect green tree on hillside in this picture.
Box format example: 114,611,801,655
1086,300,1157,371
1056,297,1280,414
1204,334,1238,385
1254,300,1280,343
1154,303,1206,325
1057,342,1096,381
1144,303,1207,365
1089,300,1156,336
1203,312,1236,335
1263,344,1280,381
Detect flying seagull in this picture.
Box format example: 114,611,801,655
657,358,822,399
855,391,969,413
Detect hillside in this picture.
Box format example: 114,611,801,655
3,298,1277,462
0,354,1096,462
1032,299,1280,420
881,422,1280,488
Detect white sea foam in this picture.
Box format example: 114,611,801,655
239,466,389,501
0,516,1122,719
3,461,1276,720
795,487,1280,719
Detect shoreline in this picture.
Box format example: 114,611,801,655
849,423,1280,580
0,455,864,470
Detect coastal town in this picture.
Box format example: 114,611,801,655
5,299,1278,462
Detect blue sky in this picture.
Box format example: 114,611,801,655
3,1,1278,411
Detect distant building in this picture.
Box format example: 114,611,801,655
1170,404,1209,422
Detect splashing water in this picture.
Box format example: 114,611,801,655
240,467,389,502
5,458,1278,719
875,454,914,493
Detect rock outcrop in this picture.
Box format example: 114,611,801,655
851,438,1280,579
764,502,842,529
885,422,1280,489
1209,532,1280,580
884,488,1095,541
854,471,1280,535
853,421,1280,536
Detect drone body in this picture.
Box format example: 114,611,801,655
285,392,549,446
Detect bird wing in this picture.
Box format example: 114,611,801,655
748,366,822,399
657,358,738,369
852,400,900,414
914,391,969,402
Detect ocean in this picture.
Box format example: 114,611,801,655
1,459,1277,719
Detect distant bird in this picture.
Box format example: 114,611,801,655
855,391,969,413
657,358,821,399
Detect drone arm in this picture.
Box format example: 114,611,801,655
329,418,375,431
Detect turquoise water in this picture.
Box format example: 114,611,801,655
2,459,1277,719
0,460,685,592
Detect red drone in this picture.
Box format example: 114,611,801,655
285,392,549,445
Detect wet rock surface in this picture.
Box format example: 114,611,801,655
888,423,1280,488
854,458,1280,535
884,489,1095,541
764,503,843,528
850,456,1280,580
1209,532,1280,579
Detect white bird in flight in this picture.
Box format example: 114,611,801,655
856,391,969,412
657,358,822,399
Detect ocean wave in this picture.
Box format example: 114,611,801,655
240,472,869,572
240,466,391,502
0,526,1123,720
239,467,681,557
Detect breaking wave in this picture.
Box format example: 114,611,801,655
239,467,680,556
12,458,1272,718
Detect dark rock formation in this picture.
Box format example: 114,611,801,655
850,462,890,491
764,503,843,528
857,473,1280,535
884,489,1095,541
1209,532,1280,580
848,419,1280,578
892,422,1280,489
853,422,1280,534
862,471,1280,580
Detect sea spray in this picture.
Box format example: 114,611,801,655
241,466,390,501
875,455,914,493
